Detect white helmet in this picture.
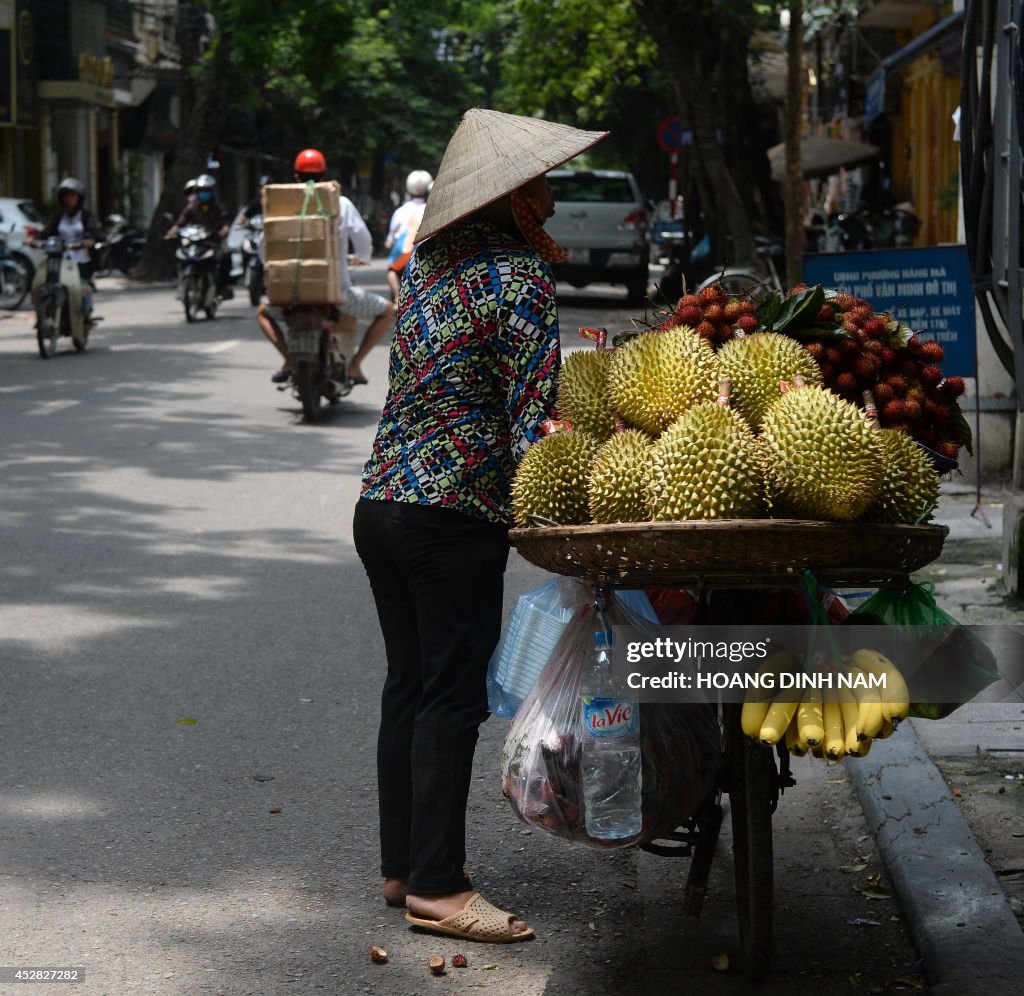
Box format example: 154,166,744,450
406,170,433,197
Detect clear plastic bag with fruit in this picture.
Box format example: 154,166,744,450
500,593,721,849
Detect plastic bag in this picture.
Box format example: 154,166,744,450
487,580,577,719
850,582,1000,719
500,595,721,849
487,581,660,718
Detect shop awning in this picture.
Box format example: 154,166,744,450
768,136,880,181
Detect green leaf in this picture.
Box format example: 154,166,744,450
176,717,198,725
784,324,849,341
771,286,825,333
756,292,784,328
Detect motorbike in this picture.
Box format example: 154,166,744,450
31,236,97,358
91,214,146,277
175,224,222,322
275,304,353,421
0,232,29,310
241,215,264,306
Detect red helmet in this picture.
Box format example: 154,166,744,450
294,148,327,175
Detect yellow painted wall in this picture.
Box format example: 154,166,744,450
889,5,960,246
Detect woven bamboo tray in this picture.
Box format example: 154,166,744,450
509,519,948,589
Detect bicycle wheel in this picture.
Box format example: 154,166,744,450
697,269,768,298
37,298,60,359
293,360,321,422
0,261,28,310
726,703,774,980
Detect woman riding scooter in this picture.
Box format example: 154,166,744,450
39,178,101,321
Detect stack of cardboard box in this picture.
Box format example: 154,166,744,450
262,182,342,305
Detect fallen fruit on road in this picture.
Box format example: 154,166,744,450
368,945,388,964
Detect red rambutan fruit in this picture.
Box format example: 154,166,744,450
853,356,880,381
676,306,703,327
697,284,726,305
679,294,700,310
695,321,717,339
937,440,961,460
883,399,907,422
836,372,858,393
703,303,725,322
919,365,943,388
919,340,945,363
805,341,825,361
735,314,758,333
834,293,857,311
940,376,966,398
904,399,922,421
723,301,743,320
825,347,843,366
873,383,895,404
863,317,887,339
887,375,909,396
879,347,897,365
815,304,835,323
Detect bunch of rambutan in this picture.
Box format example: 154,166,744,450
668,283,757,345
803,296,968,462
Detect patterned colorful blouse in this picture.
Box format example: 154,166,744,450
360,220,561,524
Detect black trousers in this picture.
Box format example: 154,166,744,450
353,497,509,896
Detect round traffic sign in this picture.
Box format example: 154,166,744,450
657,116,684,153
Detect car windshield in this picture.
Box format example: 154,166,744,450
17,202,45,223
548,175,635,204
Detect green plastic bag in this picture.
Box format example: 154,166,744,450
849,582,1000,719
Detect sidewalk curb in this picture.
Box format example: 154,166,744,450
846,721,1024,994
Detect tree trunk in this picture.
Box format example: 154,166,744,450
634,0,759,271
784,0,805,290
134,10,235,281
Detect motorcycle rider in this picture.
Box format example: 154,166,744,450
167,173,233,300
257,149,394,385
235,174,271,228
38,177,101,321
384,170,432,301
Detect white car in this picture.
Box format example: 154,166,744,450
544,170,650,304
0,197,47,284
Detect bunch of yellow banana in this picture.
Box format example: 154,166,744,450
740,649,910,760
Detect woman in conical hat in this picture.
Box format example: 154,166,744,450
355,108,607,943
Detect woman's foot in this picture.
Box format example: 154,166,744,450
383,877,409,907
406,890,530,936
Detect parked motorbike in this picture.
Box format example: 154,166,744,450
241,215,264,306
275,304,352,421
91,214,146,277
0,232,30,310
31,236,97,358
174,224,222,322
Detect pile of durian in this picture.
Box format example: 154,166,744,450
511,323,940,528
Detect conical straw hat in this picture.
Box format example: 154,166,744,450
415,108,608,243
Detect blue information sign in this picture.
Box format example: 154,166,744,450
803,245,976,377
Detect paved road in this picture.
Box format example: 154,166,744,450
0,264,923,994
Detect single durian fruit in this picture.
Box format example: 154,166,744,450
760,386,883,521
608,326,720,435
587,429,654,523
557,349,616,441
864,429,940,523
649,404,763,520
511,430,599,526
718,332,823,429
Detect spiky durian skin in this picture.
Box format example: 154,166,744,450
557,349,616,441
511,430,599,527
717,332,823,429
608,326,720,435
648,404,763,520
760,386,883,521
864,429,940,523
587,429,654,523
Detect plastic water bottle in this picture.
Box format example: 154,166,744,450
580,630,642,839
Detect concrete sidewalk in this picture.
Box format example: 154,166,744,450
846,481,1024,994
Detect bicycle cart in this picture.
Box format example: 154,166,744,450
509,519,948,979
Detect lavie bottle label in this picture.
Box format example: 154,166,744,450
582,697,638,738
